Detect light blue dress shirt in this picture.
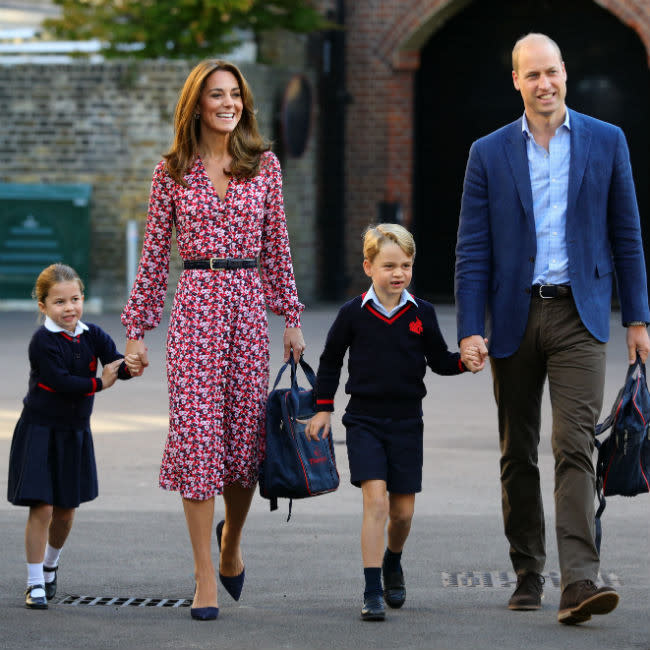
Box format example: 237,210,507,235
361,285,417,318
522,110,571,285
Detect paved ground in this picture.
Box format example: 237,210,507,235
0,306,648,649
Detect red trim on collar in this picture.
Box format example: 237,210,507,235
38,382,55,393
364,301,413,324
59,332,79,342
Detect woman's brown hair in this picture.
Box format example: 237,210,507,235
164,59,270,185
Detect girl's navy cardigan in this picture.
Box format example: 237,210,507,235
21,324,131,426
314,295,466,418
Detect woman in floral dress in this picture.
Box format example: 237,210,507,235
121,59,305,619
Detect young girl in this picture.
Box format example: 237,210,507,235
7,263,141,609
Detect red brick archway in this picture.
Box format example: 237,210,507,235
381,0,650,69
342,0,650,295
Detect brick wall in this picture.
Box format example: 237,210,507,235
0,60,318,309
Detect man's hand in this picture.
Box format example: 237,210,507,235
626,324,650,364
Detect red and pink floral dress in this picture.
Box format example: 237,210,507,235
121,151,303,500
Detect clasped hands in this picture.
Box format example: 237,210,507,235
460,335,489,373
124,339,150,377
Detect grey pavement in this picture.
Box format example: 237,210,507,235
0,305,648,649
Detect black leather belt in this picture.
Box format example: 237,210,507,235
533,284,572,299
184,258,257,270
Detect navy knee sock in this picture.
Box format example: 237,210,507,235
383,548,403,574
363,567,382,598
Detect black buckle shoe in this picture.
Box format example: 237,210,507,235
44,565,58,600
361,594,385,621
25,584,48,610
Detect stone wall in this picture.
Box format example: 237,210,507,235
0,60,318,309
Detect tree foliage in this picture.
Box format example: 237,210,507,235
44,0,329,59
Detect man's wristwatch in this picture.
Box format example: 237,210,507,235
626,321,648,327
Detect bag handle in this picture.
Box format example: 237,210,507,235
288,356,316,417
271,355,316,392
630,351,647,382
289,355,316,388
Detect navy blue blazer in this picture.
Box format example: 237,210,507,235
455,108,650,358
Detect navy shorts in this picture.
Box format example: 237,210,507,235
342,412,423,494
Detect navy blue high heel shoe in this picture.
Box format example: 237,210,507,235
190,584,219,621
191,606,219,621
216,519,245,601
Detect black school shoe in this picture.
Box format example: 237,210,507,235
361,593,385,621
382,557,406,609
25,584,48,610
44,565,58,600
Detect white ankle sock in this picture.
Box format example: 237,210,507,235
44,543,62,568
27,562,44,587
43,544,61,582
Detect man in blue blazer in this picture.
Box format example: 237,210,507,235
455,33,650,625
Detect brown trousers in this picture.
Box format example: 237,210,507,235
490,292,606,588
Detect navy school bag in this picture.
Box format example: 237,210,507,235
594,354,650,551
259,356,339,520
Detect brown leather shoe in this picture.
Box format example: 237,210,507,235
557,580,619,625
508,572,544,610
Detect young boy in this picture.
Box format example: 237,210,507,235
305,223,481,621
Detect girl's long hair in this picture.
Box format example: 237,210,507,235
164,59,270,185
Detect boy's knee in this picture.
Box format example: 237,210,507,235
389,497,415,527
389,510,413,529
365,496,389,521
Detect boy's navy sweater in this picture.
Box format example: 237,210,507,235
314,294,466,418
21,324,131,427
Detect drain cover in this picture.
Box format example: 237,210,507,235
55,595,191,607
441,570,622,588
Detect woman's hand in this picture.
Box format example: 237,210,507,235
124,353,144,376
283,327,305,363
125,339,149,376
304,411,331,441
